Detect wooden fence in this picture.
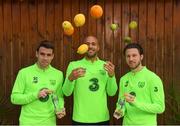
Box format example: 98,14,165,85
0,0,180,124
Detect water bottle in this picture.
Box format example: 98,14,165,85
51,93,61,113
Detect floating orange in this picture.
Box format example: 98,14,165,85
62,21,72,30
77,44,88,54
74,14,86,27
90,5,103,19
64,26,74,36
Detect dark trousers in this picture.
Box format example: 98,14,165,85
72,120,110,125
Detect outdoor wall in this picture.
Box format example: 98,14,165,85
0,0,180,124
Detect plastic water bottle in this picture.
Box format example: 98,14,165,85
51,93,61,113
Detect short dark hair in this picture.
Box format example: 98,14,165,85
36,40,54,52
123,43,143,55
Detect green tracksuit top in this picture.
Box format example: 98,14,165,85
116,66,165,125
11,63,64,125
62,58,117,123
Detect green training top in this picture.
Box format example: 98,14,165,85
11,63,64,125
116,66,165,125
63,58,117,123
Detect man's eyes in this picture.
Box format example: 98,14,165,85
40,53,52,56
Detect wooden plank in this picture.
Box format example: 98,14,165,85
146,0,156,71
46,0,55,66
3,0,13,97
155,0,165,124
10,0,30,124
104,0,113,62
3,0,14,124
121,0,130,75
10,3,22,124
20,0,30,66
12,0,21,87
112,0,122,77
62,0,72,72
0,1,6,124
88,1,97,36
130,0,138,42
63,1,78,124
0,0,4,101
29,0,38,63
46,0,54,41
164,0,174,124
37,0,46,40
54,0,63,70
79,0,88,53
155,0,164,79
113,0,122,125
139,0,147,65
54,1,71,124
104,1,115,125
96,0,105,59
173,0,180,123
71,0,80,60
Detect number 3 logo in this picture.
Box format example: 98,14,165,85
89,78,99,92
154,86,158,92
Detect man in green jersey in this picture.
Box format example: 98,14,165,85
114,43,165,125
11,40,66,125
62,36,118,125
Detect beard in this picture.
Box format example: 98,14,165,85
86,52,97,58
129,61,141,70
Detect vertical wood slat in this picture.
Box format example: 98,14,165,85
71,0,80,60
113,0,122,79
29,0,38,63
155,0,164,77
54,0,63,70
10,2,21,124
2,0,13,124
147,0,156,71
20,0,30,66
96,0,105,59
0,0,4,102
113,0,122,104
173,0,180,123
46,0,54,41
0,0,180,124
3,2,13,112
139,0,147,65
12,0,21,91
110,0,121,125
164,0,174,124
62,0,72,72
121,0,130,74
104,0,113,62
79,0,88,42
37,0,46,40
79,0,88,62
88,0,97,36
61,0,73,124
54,1,67,124
155,0,165,123
130,0,139,42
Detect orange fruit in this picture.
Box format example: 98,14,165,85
62,21,72,30
74,13,86,27
77,44,89,54
64,26,74,36
90,5,103,19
